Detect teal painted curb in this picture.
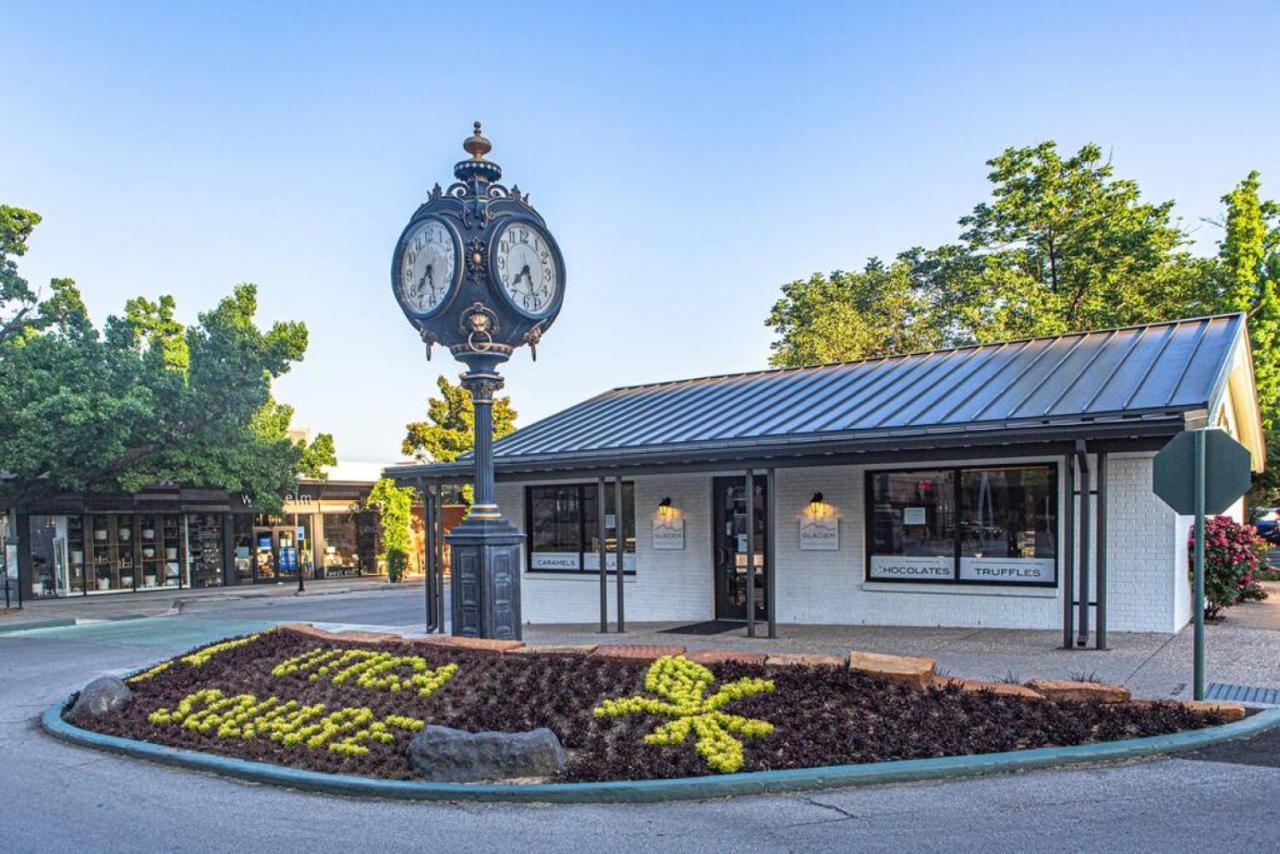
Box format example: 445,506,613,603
42,699,1280,804
0,618,79,634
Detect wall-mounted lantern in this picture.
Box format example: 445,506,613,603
657,496,674,518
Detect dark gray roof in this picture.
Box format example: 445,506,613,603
392,313,1249,478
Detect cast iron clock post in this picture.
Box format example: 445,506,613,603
391,123,566,640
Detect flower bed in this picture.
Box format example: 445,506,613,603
65,627,1218,783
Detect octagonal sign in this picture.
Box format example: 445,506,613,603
1152,429,1252,516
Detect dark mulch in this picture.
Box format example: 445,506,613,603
67,628,1218,782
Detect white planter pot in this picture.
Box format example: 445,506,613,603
142,547,156,558
142,528,155,540
165,547,178,560
94,530,107,541
144,574,157,588
121,576,134,587
119,529,132,541
96,578,110,591
71,550,84,564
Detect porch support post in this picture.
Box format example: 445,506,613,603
746,468,756,639
597,476,608,633
614,475,625,633
1075,440,1091,648
766,467,776,639
1062,453,1075,649
422,480,435,632
1096,451,1108,650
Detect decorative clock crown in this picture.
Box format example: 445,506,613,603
454,121,502,184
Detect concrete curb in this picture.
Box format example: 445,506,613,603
0,618,80,634
42,700,1280,803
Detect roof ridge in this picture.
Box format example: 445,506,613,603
607,312,1246,393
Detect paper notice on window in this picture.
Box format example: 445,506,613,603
903,506,927,526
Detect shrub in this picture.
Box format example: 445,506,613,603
1188,516,1269,619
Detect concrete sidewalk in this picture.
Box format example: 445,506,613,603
525,613,1280,702
0,575,406,630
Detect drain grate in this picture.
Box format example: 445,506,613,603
1205,682,1280,706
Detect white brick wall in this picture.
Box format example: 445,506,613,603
499,453,1190,634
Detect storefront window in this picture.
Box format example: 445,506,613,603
187,514,225,588
136,514,183,589
958,467,1057,584
866,464,1057,586
233,515,254,582
322,513,363,576
867,470,957,582
28,515,62,598
526,482,635,573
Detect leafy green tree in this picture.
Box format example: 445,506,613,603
364,476,413,583
767,142,1215,367
766,259,945,366
402,375,517,463
0,208,334,512
1217,172,1280,497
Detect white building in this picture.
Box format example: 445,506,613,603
391,314,1264,643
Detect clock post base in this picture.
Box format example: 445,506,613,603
447,514,523,640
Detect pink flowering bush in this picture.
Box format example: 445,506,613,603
1188,516,1270,619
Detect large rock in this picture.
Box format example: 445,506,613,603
848,650,936,691
1025,678,1130,703
69,676,132,718
933,676,1043,700
406,725,566,782
1183,700,1247,722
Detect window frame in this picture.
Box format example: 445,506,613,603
524,482,637,575
863,463,1059,588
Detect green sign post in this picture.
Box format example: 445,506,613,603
1152,428,1252,700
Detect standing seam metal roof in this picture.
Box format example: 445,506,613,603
486,313,1247,460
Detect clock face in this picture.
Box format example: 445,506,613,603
398,218,457,314
494,222,559,316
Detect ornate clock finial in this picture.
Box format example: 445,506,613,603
454,121,502,183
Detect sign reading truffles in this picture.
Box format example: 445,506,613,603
652,516,685,550
799,515,839,551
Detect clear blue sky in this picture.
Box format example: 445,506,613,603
5,1,1278,463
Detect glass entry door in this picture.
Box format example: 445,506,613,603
712,475,768,621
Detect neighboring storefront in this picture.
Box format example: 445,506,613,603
390,314,1266,638
1,463,394,599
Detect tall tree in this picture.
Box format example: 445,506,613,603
0,209,334,511
1217,172,1280,497
402,375,517,463
766,259,945,367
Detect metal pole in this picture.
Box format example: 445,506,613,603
435,484,446,633
597,476,607,633
1096,452,1108,650
1075,441,1090,648
1194,429,1206,701
766,467,776,639
614,476,625,633
1062,454,1075,649
295,511,304,593
424,482,436,632
746,469,755,638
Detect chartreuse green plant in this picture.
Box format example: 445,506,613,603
271,646,458,697
179,634,262,667
126,661,172,683
594,655,775,773
148,688,426,756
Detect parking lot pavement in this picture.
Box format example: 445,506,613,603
3,587,1280,853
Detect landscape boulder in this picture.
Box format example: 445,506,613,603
69,676,132,718
1183,700,1247,722
406,725,566,782
847,651,936,691
1024,678,1130,703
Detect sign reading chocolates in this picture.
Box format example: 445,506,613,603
868,554,955,581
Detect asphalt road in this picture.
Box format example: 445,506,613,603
3,589,1279,853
